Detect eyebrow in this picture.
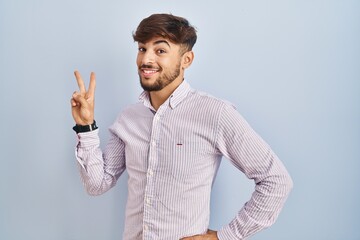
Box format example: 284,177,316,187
153,40,171,48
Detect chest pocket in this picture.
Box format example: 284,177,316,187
157,140,213,183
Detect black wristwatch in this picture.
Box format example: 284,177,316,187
72,120,98,134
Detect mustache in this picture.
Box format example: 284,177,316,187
139,64,161,70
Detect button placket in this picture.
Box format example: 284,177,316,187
143,110,163,237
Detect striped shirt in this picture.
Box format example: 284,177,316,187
75,80,293,240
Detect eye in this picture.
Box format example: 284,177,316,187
138,47,146,52
157,49,166,54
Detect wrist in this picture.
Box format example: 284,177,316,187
73,120,98,134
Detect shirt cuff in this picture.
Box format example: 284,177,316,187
76,129,100,148
74,129,100,170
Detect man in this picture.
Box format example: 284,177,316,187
71,13,293,240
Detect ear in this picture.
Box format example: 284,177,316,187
181,51,194,69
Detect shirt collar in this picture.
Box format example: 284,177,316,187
139,80,192,110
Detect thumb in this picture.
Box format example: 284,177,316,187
72,92,89,108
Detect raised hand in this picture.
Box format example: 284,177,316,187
71,70,96,125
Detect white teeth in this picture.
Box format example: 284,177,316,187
143,70,158,74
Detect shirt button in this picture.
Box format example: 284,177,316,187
152,141,156,147
148,169,153,176
144,225,149,231
146,198,151,204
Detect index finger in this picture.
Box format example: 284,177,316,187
74,70,86,94
88,72,96,97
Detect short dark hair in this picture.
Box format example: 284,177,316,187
133,13,197,53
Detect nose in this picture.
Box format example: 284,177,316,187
140,50,155,65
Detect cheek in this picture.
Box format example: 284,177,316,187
159,58,176,69
136,56,141,66
136,54,144,67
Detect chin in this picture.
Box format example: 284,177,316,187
139,78,160,91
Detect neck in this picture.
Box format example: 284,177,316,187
149,77,184,110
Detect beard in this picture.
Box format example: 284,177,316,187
139,62,181,92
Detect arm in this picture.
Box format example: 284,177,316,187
75,128,126,195
71,71,126,195
216,104,293,239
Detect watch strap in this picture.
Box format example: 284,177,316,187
73,120,98,133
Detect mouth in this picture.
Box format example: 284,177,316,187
140,68,160,78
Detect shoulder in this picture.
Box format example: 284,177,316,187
115,102,151,122
188,89,237,111
187,89,249,128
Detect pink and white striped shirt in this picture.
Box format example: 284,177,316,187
75,80,293,240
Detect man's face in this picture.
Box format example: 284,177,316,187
136,37,184,92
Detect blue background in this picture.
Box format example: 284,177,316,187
0,1,359,239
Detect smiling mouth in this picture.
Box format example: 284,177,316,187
140,68,160,78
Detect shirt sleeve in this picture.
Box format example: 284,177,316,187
215,104,293,240
75,125,126,196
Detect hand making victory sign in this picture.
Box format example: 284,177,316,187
71,70,96,125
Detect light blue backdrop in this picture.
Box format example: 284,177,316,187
1,1,359,239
